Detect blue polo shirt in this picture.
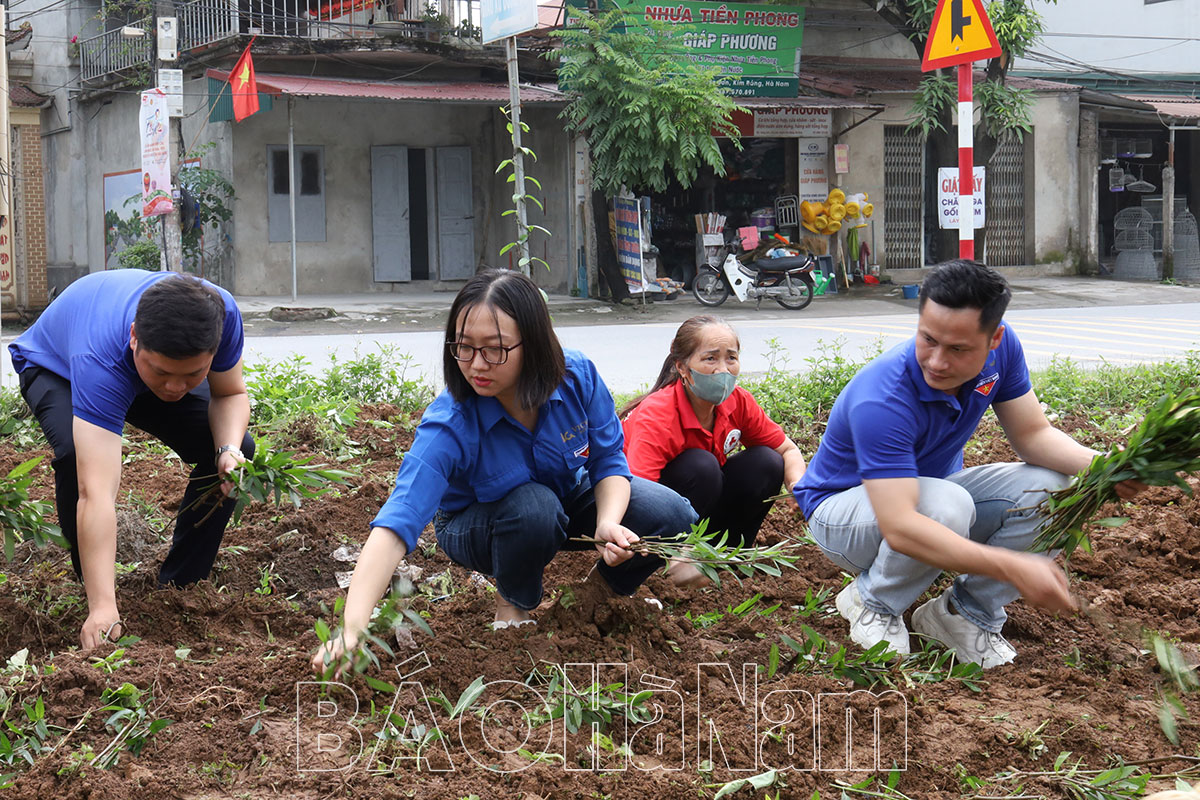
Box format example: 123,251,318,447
371,349,632,553
794,324,1031,518
8,269,243,435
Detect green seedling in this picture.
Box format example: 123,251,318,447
0,457,66,559
185,446,354,527
91,682,172,769
313,584,431,686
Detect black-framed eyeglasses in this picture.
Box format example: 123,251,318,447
447,341,523,365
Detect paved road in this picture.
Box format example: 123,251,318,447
236,302,1200,395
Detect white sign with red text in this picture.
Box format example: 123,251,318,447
937,166,985,229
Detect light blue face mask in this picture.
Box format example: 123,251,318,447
687,370,737,405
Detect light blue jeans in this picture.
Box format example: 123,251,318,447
808,463,1071,633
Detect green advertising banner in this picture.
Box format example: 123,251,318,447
613,1,804,97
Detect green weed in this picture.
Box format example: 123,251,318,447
523,665,655,734
0,457,65,560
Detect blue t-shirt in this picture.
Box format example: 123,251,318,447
8,269,244,435
794,324,1032,518
371,349,631,553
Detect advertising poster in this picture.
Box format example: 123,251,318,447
613,194,645,293
140,88,173,217
937,167,986,229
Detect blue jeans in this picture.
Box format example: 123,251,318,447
807,463,1071,633
434,476,697,611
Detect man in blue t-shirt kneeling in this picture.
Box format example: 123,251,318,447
9,270,254,651
794,260,1143,668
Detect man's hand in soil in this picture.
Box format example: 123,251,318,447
1004,551,1077,614
80,606,123,651
594,521,638,567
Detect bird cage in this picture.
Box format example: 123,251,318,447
1108,167,1125,192
1174,210,1200,282
1113,207,1159,280
1126,166,1156,193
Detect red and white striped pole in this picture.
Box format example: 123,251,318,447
957,63,974,260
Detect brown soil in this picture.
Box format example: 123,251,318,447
0,409,1197,799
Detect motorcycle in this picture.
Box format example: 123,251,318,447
692,236,816,310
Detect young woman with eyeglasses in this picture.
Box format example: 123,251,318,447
312,270,696,670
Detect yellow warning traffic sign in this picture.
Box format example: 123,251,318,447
921,0,1002,71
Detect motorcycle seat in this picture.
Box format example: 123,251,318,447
742,255,813,273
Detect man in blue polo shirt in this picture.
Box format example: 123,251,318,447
9,270,255,651
794,260,1142,668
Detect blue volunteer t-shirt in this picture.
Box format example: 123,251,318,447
8,269,244,435
794,324,1032,518
371,349,632,553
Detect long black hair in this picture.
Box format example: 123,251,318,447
619,315,736,417
442,269,565,409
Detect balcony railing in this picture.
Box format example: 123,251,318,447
79,0,487,84
179,0,240,52
79,21,153,82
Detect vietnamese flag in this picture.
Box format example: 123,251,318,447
230,42,259,122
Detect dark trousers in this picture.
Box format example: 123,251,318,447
18,365,255,587
658,446,784,548
434,477,697,611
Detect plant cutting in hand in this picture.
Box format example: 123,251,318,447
1033,388,1200,557
185,447,354,527
313,582,431,686
571,520,803,587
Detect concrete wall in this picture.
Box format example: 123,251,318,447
834,89,1081,268
800,1,919,62
1028,90,1081,264
26,0,102,289
223,98,573,296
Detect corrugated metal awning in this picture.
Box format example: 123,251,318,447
205,70,567,105
1118,94,1200,122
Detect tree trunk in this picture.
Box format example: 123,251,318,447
591,188,630,302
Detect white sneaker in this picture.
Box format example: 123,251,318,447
911,591,1017,668
835,581,910,656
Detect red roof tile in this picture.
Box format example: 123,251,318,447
9,84,51,108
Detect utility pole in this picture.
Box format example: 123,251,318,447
0,3,8,389
156,3,183,272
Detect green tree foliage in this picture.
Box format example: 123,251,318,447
866,0,1056,143
551,7,743,196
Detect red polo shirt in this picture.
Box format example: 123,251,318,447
623,380,786,481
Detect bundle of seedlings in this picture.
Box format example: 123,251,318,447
573,520,803,587
186,446,355,527
1033,388,1200,558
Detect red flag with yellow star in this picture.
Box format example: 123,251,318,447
230,43,259,122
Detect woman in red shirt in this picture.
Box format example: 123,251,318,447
622,316,806,553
